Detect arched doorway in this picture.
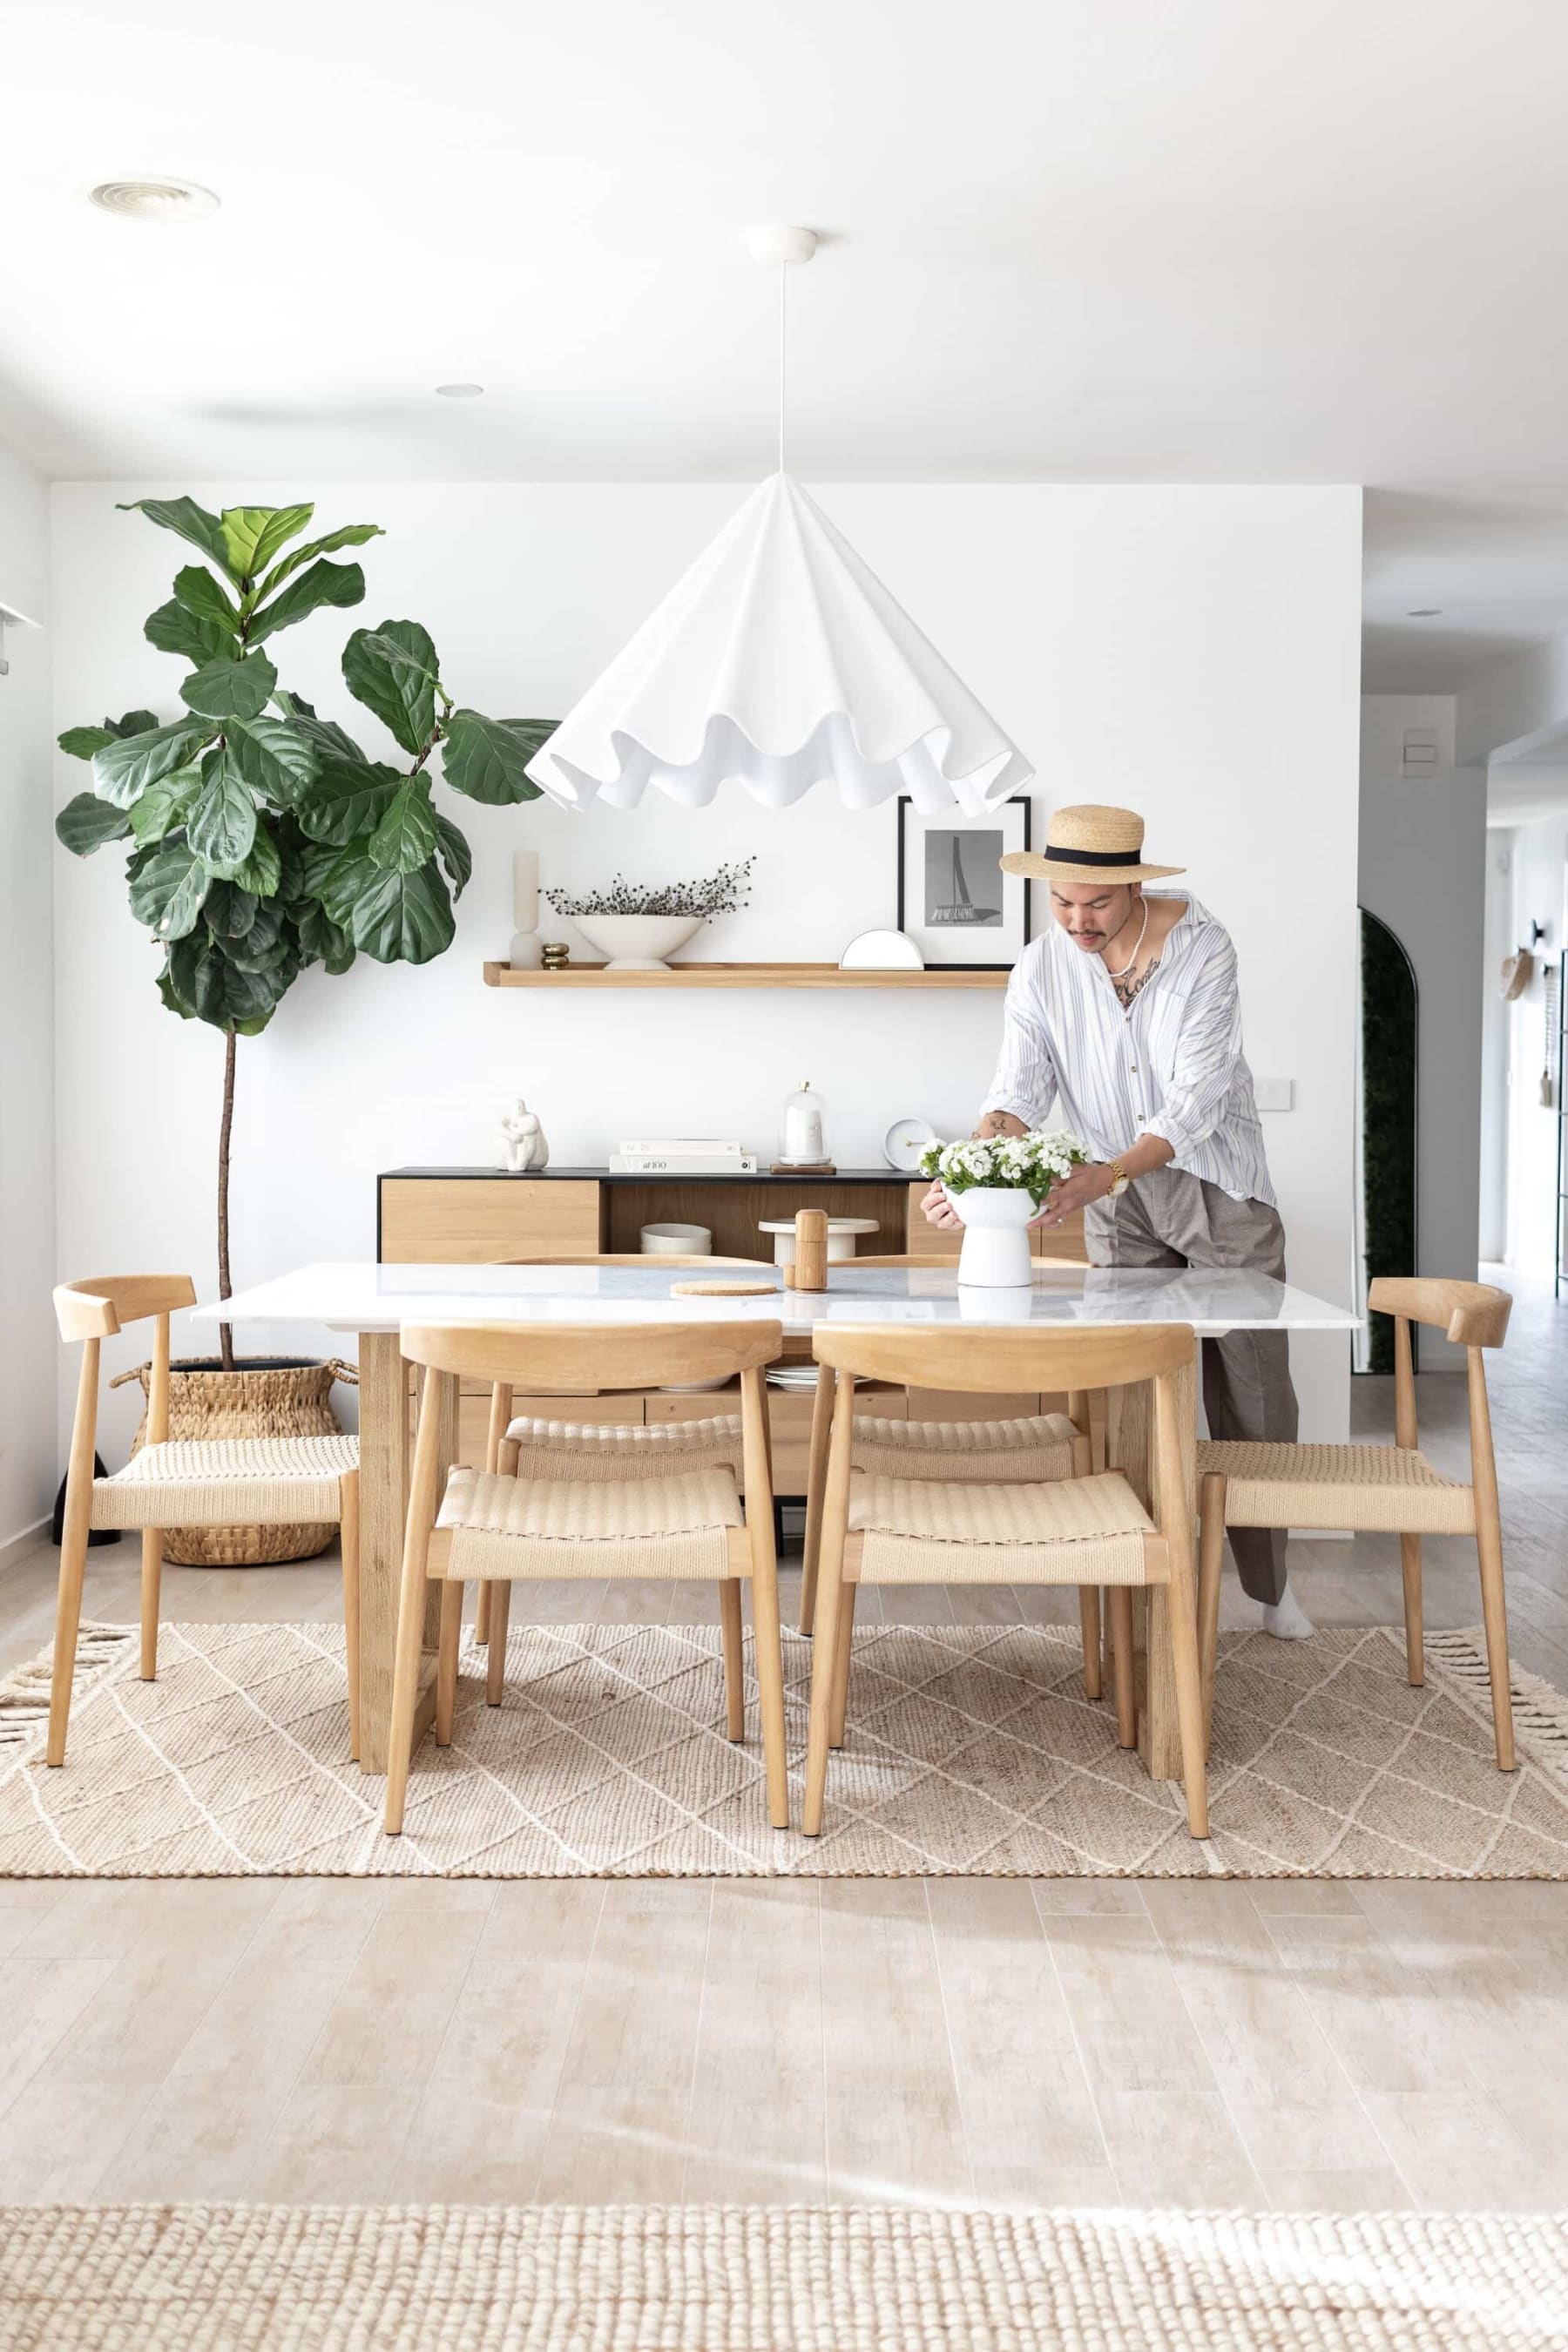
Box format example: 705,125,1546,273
1355,909,1418,1373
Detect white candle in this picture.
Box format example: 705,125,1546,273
783,1099,823,1164
512,850,539,933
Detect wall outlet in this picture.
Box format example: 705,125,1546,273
1255,1077,1294,1112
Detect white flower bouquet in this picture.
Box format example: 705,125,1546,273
918,1126,1088,1208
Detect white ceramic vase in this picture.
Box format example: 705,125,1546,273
950,1186,1037,1288
573,914,703,970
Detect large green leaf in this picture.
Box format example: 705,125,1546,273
220,504,314,582
91,719,213,808
58,724,116,762
56,792,132,853
180,653,277,723
295,758,402,847
127,764,203,844
203,881,259,941
367,778,436,873
296,839,349,902
257,523,383,601
157,956,198,1021
179,934,293,1031
218,900,287,972
225,714,319,806
294,900,355,974
247,558,366,648
432,811,472,899
271,691,366,765
441,710,551,805
118,497,233,574
174,564,241,632
108,709,162,740
186,747,259,869
145,596,232,666
341,620,438,754
129,843,209,940
343,859,455,965
226,822,283,899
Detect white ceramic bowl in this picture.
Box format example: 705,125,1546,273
758,1216,880,1265
575,914,703,970
641,1223,711,1255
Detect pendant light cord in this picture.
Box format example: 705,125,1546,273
778,262,787,476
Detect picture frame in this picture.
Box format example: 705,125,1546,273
895,795,1031,970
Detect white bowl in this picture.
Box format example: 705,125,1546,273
641,1223,711,1255
575,914,703,970
758,1215,880,1265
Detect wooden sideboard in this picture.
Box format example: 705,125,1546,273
377,1167,1086,1494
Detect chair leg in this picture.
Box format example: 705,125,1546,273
1400,1534,1424,1688
1197,1473,1227,1741
799,1362,835,1635
45,1507,91,1770
1475,1508,1517,1772
719,1578,745,1740
139,1531,162,1681
828,1583,857,1748
435,1581,463,1745
750,1558,790,1831
1108,1588,1138,1749
1078,1587,1102,1701
486,1580,512,1707
383,1552,434,1842
339,1471,362,1762
1164,1549,1210,1840
476,1582,492,1646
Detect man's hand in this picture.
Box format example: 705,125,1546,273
1030,1162,1115,1228
920,1179,963,1231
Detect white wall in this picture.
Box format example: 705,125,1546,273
1501,815,1568,1276
1358,696,1486,1353
0,435,54,1546
1479,832,1514,1261
50,480,1363,1455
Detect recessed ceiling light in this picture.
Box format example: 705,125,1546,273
1406,607,1443,618
435,382,483,398
89,178,220,225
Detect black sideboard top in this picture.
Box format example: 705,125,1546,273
381,1166,913,1187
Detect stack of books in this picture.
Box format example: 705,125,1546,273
610,1139,759,1175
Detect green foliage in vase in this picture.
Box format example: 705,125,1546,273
56,497,553,1034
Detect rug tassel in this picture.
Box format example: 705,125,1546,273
0,1621,138,1751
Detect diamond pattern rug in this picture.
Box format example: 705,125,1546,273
1,1619,1565,1878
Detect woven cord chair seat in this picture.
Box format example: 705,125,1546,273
502,1412,742,1479
848,1470,1154,1585
852,1412,1078,1484
1196,1440,1476,1534
437,1463,744,1581
89,1435,358,1531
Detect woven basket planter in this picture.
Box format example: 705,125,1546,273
111,1356,358,1566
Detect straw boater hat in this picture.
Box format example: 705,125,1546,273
1000,802,1184,884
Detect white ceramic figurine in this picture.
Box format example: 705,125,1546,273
499,1098,550,1173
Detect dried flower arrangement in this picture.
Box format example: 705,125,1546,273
544,858,755,921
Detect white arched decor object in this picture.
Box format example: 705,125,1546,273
524,232,1032,817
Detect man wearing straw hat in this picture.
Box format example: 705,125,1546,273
923,802,1311,1639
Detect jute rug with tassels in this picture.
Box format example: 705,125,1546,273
3,2202,1566,2351
2,1619,1565,1878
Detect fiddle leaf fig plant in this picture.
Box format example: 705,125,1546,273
56,497,553,1362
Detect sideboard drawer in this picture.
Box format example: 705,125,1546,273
380,1178,602,1264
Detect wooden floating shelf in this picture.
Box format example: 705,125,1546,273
483,960,1010,991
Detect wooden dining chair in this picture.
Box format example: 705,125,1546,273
1196,1276,1517,1768
384,1318,788,1835
51,1277,362,1764
472,1254,774,1647
795,1255,1109,1700
801,1321,1208,1841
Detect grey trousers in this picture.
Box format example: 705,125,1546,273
1085,1168,1299,1605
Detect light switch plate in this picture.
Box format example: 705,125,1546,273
1255,1077,1294,1112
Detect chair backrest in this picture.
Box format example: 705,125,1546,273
812,1321,1193,1394
503,1254,771,1269
403,1319,784,1393
1367,1277,1511,1350
54,1275,196,1342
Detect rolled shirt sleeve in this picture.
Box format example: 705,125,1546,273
1141,932,1244,1161
978,952,1060,1129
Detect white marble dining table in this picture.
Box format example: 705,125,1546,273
197,1260,1359,1778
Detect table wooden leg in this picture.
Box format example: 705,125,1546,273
1105,1348,1198,1781
355,1331,443,1774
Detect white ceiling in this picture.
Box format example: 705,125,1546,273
6,1,1568,691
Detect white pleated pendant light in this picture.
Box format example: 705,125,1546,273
525,231,1032,816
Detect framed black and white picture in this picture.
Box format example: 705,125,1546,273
896,796,1031,970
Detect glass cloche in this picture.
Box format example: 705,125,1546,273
779,1079,828,1168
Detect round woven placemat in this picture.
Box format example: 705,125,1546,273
667,1278,778,1296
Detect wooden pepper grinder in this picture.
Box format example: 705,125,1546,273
793,1207,829,1292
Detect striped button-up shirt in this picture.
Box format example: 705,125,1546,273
979,891,1275,1206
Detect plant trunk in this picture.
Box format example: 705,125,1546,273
218,1029,236,1373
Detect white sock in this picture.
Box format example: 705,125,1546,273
1260,1586,1315,1640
